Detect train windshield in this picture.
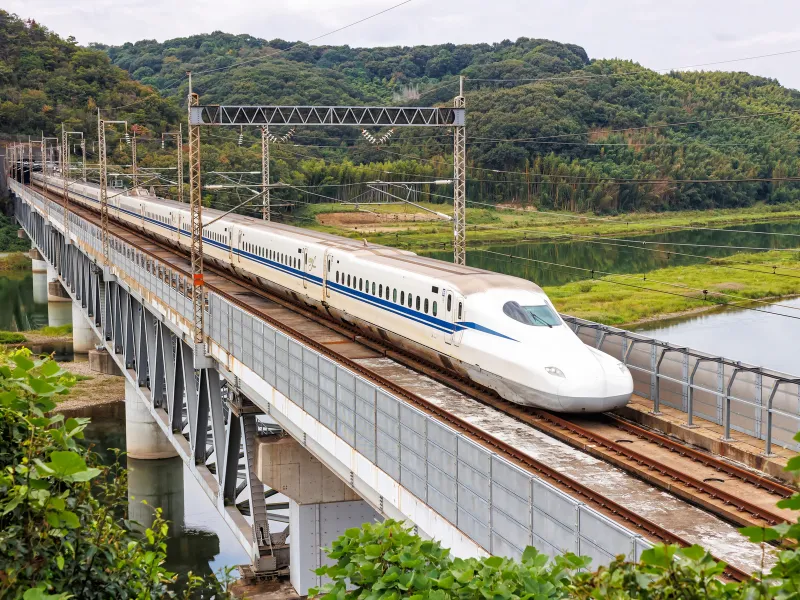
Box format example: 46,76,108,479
503,301,561,327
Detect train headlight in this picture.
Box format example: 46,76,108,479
545,366,565,378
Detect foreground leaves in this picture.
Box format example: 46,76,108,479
0,348,233,598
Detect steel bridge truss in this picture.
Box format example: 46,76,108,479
14,183,286,572
189,105,464,127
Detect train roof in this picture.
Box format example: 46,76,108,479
66,177,545,297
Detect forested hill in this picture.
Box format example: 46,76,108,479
97,32,800,212
0,11,177,139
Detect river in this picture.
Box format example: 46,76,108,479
2,217,799,583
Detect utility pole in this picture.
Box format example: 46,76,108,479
61,123,70,241
131,128,138,191
453,75,466,266
98,109,109,264
28,137,33,186
81,139,86,182
187,72,206,351
261,125,270,221
178,123,184,202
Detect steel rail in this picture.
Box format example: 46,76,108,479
30,181,751,581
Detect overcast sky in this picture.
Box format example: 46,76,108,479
9,0,800,89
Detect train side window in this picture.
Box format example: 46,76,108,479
359,278,363,291
336,271,339,283
347,274,351,287
407,294,413,308
365,280,369,293
458,302,463,320
393,288,397,302
372,282,376,295
378,284,382,297
385,286,390,300
424,299,429,314
416,296,421,311
433,301,438,317
447,295,452,312
400,291,405,304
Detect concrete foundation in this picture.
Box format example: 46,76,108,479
47,301,71,327
125,379,179,460
72,302,99,353
255,434,360,504
17,228,28,240
128,456,185,531
290,499,380,596
46,265,70,302
255,433,380,595
89,348,122,376
32,270,47,305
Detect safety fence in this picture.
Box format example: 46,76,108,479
564,316,800,454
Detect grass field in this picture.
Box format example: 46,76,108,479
296,201,800,250
543,251,800,325
296,203,800,325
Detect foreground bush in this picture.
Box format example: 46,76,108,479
0,348,232,599
313,433,800,599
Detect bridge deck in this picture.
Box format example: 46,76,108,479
22,183,773,575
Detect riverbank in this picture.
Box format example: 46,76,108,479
543,250,800,326
0,251,30,270
0,325,124,414
297,201,800,250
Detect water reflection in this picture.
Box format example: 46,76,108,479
82,416,248,589
633,297,800,374
424,220,800,287
0,272,48,330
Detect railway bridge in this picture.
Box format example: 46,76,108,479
8,176,800,592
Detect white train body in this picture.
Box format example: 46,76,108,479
34,173,633,412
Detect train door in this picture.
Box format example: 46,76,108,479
444,290,455,345
444,290,464,346
323,250,332,299
140,203,145,229
227,229,234,261
302,247,308,289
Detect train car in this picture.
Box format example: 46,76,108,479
30,172,633,412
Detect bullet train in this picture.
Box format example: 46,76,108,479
30,172,633,412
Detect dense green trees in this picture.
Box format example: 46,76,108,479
0,11,178,139
5,9,800,214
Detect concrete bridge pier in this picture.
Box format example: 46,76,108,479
46,263,72,327
256,433,381,596
30,248,47,305
127,455,185,531
72,301,100,353
125,379,179,460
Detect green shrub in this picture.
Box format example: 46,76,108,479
0,331,26,344
0,348,234,598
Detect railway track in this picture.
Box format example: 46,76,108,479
30,182,763,580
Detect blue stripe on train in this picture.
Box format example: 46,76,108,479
67,187,516,341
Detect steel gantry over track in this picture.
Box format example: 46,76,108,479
185,86,468,348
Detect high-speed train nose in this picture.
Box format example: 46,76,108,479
554,363,633,412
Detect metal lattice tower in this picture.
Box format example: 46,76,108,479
453,76,466,266
261,125,270,221
188,80,205,346
177,123,184,202
80,139,86,182
131,130,138,190
98,112,109,264
61,123,70,239
41,137,47,195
